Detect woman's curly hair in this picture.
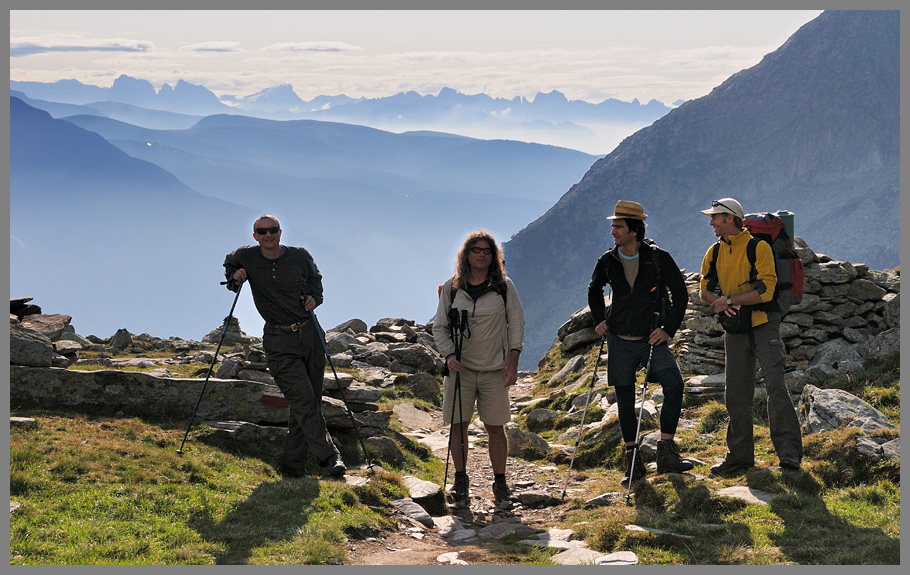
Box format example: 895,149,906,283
452,230,507,292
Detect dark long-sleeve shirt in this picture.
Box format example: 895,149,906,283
587,241,688,339
223,245,323,326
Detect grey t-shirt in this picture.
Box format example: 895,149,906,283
223,245,323,326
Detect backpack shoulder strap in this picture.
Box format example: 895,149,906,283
706,241,722,292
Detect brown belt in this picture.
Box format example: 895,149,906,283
271,318,311,331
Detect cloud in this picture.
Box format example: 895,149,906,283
261,41,364,53
180,41,244,54
10,36,153,58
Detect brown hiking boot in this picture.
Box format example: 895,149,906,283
656,439,694,474
621,445,647,486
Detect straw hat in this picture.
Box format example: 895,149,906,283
606,200,647,221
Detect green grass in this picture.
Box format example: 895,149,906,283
528,347,900,565
9,412,404,565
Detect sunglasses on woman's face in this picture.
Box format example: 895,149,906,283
470,247,493,255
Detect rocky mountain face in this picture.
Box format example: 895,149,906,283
503,10,899,368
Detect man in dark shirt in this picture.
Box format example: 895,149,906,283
223,214,345,479
588,201,693,486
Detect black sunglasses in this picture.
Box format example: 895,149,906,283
255,226,281,235
712,200,736,215
470,247,493,255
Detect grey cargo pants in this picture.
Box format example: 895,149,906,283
263,320,338,472
723,319,803,464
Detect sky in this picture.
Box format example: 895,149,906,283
10,10,825,106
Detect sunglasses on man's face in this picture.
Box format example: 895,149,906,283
255,226,281,235
470,247,493,255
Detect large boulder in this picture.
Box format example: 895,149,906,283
19,313,73,341
798,384,896,435
10,324,61,367
805,339,864,378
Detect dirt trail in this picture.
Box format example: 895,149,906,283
347,375,582,565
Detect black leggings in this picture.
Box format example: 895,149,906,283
615,368,685,444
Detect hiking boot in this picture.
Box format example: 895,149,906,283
778,453,801,471
656,439,694,474
710,456,753,477
320,453,346,478
492,477,514,504
621,445,647,486
452,471,469,505
278,464,310,479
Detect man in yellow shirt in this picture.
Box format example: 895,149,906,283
699,198,803,475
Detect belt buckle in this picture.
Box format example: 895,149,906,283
290,321,301,332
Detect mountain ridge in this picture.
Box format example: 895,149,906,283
503,10,900,369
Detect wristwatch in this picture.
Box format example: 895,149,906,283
726,295,733,306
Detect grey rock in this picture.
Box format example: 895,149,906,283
856,327,899,360
365,436,406,466
805,339,863,378
560,327,601,354
847,278,888,302
19,313,72,341
798,384,896,435
506,426,550,456
10,324,56,367
330,318,368,334
390,498,434,528
547,354,586,385
386,343,444,374
109,328,134,350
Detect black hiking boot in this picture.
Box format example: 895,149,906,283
452,471,469,506
656,439,695,474
492,476,514,508
621,445,647,486
710,455,753,477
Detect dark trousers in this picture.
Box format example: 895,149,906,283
263,321,337,471
607,334,685,443
724,320,803,464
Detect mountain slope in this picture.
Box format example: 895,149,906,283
504,10,900,368
9,97,357,340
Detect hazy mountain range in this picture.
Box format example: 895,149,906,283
504,10,900,367
10,80,673,155
9,10,897,371
9,96,598,343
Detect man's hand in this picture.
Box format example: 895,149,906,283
446,355,463,374
594,320,609,336
232,269,248,283
710,296,741,317
648,327,670,346
501,364,518,387
300,294,317,312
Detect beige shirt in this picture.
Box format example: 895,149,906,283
433,277,525,372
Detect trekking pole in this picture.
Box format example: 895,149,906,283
443,309,469,499
177,281,243,454
305,295,375,472
561,335,606,499
625,309,661,504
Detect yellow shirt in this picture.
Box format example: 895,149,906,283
699,229,778,328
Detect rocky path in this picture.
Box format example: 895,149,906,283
345,375,639,566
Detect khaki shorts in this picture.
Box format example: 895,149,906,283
442,367,511,426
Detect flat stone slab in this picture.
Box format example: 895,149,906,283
401,475,442,499
585,492,626,507
437,551,469,565
393,403,436,430
595,551,639,565
433,515,464,537
625,524,695,539
551,545,605,565
391,498,434,528
343,475,369,487
716,486,776,506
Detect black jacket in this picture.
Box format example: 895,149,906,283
587,240,688,339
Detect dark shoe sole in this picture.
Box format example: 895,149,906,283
710,463,752,476
657,463,695,474
779,459,801,470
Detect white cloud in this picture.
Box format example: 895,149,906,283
180,41,245,54
10,35,153,57
261,41,364,53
